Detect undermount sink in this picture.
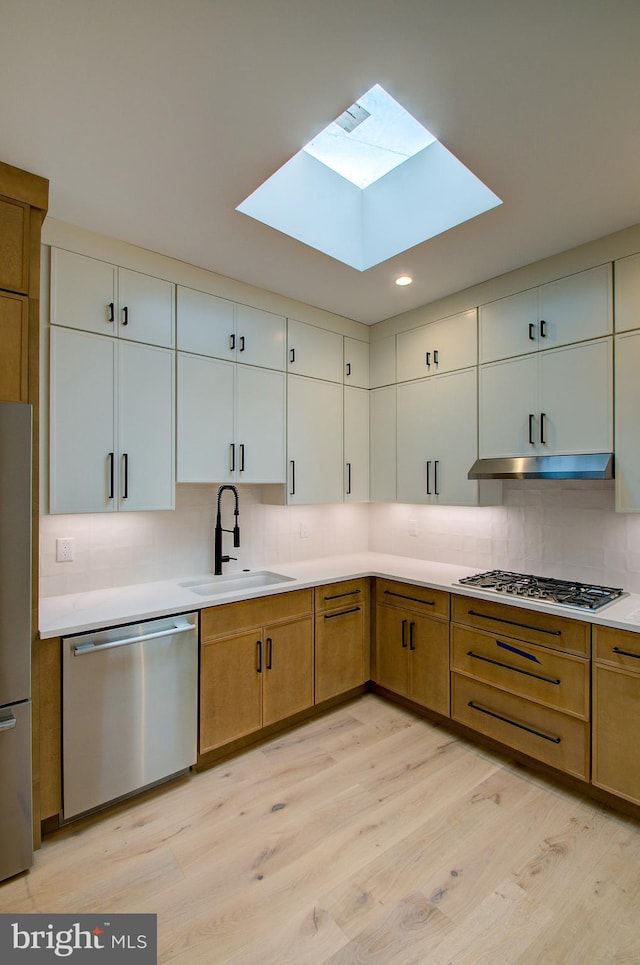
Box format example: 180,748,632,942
179,570,295,597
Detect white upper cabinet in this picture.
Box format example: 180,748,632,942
479,338,613,458
287,375,343,504
50,248,175,348
479,264,612,363
397,369,492,506
396,309,477,382
50,327,175,513
287,318,343,383
344,337,370,388
370,385,396,503
177,354,285,484
344,386,369,502
177,287,285,370
614,252,640,333
370,335,396,388
614,331,640,510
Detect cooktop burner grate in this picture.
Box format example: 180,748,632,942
457,569,624,610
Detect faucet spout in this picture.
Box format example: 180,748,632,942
214,485,240,575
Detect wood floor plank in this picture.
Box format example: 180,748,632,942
1,695,639,964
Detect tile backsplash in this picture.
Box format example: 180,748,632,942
40,479,640,598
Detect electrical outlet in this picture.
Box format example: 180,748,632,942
299,521,310,539
408,519,418,537
56,537,75,562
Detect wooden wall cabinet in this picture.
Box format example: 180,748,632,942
314,579,370,703
375,579,450,717
199,590,314,754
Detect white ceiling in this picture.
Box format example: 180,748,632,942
2,0,640,325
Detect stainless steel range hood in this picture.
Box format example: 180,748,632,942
468,453,614,480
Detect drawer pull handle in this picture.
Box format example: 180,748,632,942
324,607,361,620
467,701,561,744
467,609,561,636
324,589,362,601
256,640,262,673
612,646,640,660
409,621,415,651
467,651,561,686
401,619,408,648
384,590,436,607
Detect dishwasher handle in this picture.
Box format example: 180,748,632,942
73,621,194,656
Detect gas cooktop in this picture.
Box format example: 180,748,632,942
457,569,625,611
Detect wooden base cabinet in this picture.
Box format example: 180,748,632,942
199,590,314,754
451,595,590,780
593,626,640,804
375,579,450,717
314,579,369,703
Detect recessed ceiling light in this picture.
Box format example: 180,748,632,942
395,275,413,286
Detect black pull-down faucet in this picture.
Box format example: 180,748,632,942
214,485,240,575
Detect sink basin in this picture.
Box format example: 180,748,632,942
179,570,295,597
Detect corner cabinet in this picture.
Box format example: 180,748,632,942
50,327,175,513
375,579,450,716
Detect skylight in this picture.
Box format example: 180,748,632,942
302,84,436,189
237,84,502,272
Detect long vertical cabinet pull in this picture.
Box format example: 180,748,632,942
540,412,547,445
539,319,547,339
528,413,535,445
108,452,115,499
229,333,235,351
266,638,273,670
289,460,296,496
528,322,536,341
401,619,408,648
346,462,352,496
107,302,115,323
122,453,129,499
409,622,416,650
239,444,245,472
121,306,129,327
433,350,439,365
256,640,262,673
230,443,235,472
426,460,431,495
239,336,245,353
434,460,439,496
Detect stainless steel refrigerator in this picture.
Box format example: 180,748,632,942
0,401,33,881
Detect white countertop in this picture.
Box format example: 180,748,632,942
38,552,640,638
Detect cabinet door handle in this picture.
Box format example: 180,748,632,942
528,413,535,445
528,322,536,341
122,453,129,498
409,621,416,651
425,351,431,367
107,302,115,323
466,651,561,685
289,460,296,496
467,609,561,636
346,362,351,377
230,443,235,472
289,348,295,364
108,452,115,499
426,460,431,495
433,350,439,365
539,319,547,338
346,462,352,495
256,640,262,673
612,646,640,660
229,333,235,351
434,460,439,496
324,607,361,620
239,444,245,472
121,305,129,326
467,701,561,744
266,637,273,670
239,335,245,352
540,412,547,445
401,619,408,648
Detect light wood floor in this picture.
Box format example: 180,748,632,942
2,695,640,964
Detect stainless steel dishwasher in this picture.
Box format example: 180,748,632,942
62,612,198,820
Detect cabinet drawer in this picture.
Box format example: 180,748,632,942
315,578,369,612
201,589,313,640
451,625,588,719
452,673,589,780
376,579,450,620
593,624,640,672
452,594,589,656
